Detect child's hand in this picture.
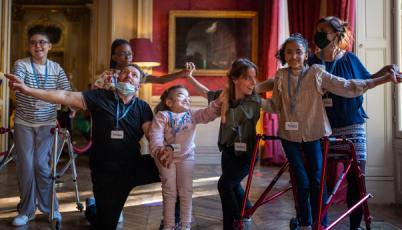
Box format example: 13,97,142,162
156,149,167,166
184,62,196,78
5,74,28,93
382,64,401,83
397,73,402,83
386,71,402,84
94,71,113,89
157,147,174,168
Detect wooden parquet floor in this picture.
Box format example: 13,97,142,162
0,155,401,229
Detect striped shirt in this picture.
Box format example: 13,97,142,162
13,57,72,127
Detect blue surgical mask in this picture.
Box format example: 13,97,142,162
116,82,137,96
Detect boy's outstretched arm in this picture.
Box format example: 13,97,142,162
6,73,86,110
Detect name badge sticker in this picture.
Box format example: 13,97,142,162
285,122,299,131
234,142,247,152
323,98,333,107
111,130,124,139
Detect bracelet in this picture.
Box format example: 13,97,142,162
164,144,174,152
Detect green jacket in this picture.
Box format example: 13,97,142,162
218,93,261,157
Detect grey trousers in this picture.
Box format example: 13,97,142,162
14,123,59,217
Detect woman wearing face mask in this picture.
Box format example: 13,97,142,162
309,16,401,230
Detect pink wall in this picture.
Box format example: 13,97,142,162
152,0,263,95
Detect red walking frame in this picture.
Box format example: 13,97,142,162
237,134,295,229
316,137,373,230
236,135,373,230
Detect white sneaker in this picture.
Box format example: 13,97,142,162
242,217,252,222
118,211,124,223
12,214,35,226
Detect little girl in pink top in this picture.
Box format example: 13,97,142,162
150,85,223,230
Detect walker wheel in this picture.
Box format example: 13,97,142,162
289,217,300,230
77,202,84,212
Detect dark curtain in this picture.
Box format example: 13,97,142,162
327,0,356,50
287,0,322,50
260,0,286,165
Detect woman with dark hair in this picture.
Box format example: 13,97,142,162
309,16,400,230
94,38,189,90
217,58,261,230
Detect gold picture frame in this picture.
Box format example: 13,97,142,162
169,10,258,76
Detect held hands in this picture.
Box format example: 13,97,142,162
156,146,174,168
216,88,227,106
5,73,28,93
93,70,114,89
184,62,196,78
382,64,402,83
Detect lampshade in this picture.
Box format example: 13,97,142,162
129,38,160,68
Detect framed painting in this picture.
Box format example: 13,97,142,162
169,10,258,76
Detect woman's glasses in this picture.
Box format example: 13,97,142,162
29,40,50,46
114,52,133,58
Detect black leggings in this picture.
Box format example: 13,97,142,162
347,160,366,229
218,148,251,230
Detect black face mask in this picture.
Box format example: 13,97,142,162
314,31,330,49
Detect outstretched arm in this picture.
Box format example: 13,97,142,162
192,90,225,124
145,71,185,84
185,62,210,98
6,73,86,110
255,79,274,93
321,69,401,98
371,64,401,79
144,62,194,84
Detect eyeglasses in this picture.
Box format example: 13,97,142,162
114,52,133,58
29,40,50,46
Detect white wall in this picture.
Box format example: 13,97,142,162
393,0,402,205
356,0,395,203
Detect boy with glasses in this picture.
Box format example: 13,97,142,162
10,25,71,226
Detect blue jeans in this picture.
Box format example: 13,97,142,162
281,139,328,227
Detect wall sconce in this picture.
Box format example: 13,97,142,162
129,38,160,71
